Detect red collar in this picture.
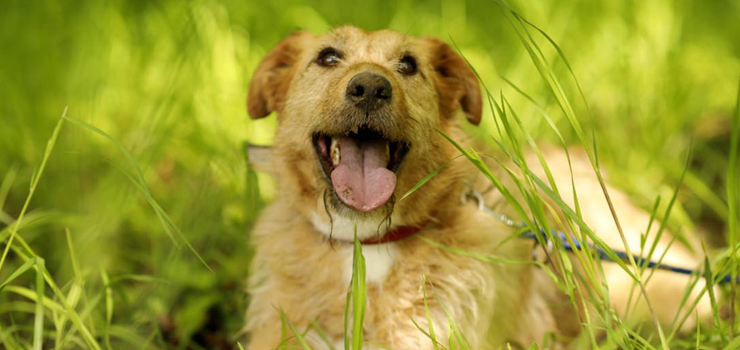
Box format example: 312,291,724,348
357,224,425,245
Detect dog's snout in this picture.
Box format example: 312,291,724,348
346,72,392,111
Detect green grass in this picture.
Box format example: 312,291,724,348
1,0,739,348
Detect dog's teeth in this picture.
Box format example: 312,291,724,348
330,137,340,166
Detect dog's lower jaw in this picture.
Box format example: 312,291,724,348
310,195,401,242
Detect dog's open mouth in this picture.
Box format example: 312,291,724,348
312,127,409,213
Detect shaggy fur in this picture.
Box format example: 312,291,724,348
243,26,711,349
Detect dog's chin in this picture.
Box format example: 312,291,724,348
311,197,400,241
324,190,394,219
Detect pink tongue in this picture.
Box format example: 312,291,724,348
330,137,396,212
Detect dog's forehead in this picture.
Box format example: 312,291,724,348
319,27,419,60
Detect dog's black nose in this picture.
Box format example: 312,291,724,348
346,72,392,111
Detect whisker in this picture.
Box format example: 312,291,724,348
322,188,336,250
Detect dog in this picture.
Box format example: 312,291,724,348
243,26,712,349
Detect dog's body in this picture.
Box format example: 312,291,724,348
243,27,711,349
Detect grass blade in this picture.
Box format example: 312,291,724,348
400,156,462,201
0,107,66,275
421,275,440,350
276,308,313,350
62,115,213,272
309,320,337,350
0,258,36,292
351,227,367,350
32,258,45,350
100,267,114,350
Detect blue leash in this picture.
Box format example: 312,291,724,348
519,231,737,285
465,190,738,285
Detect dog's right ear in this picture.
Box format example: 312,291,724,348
426,38,482,125
247,32,311,119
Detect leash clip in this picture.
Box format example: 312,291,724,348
463,188,549,265
463,188,519,227
461,188,486,212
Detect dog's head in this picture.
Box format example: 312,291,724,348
248,26,481,240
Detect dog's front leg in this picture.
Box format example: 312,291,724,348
362,299,454,350
244,321,282,350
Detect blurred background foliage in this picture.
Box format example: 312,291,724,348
0,0,738,348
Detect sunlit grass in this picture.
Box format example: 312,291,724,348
0,0,738,348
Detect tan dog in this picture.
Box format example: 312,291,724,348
243,26,711,349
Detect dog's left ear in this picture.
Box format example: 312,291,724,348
427,38,482,125
248,31,312,119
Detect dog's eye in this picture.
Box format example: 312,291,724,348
317,48,342,67
398,55,418,76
